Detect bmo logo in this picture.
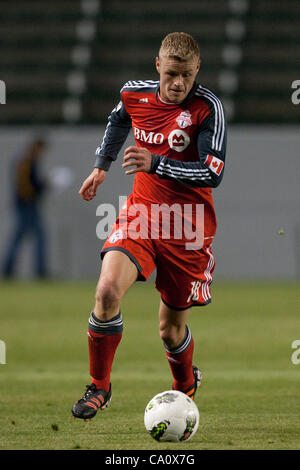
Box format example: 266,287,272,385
168,129,190,152
133,127,164,144
133,127,190,152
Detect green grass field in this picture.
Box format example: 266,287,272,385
0,280,299,450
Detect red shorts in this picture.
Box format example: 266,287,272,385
101,195,215,310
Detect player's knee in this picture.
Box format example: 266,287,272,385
159,322,181,349
95,278,122,312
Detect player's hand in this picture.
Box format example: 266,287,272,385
79,168,106,201
122,146,152,175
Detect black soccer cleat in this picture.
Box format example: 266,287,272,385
72,383,112,420
184,366,203,400
173,366,203,400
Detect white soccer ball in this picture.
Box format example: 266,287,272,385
144,390,200,442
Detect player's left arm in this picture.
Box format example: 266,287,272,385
146,104,227,188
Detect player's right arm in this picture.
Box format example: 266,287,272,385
79,92,132,201
79,168,106,201
94,98,132,172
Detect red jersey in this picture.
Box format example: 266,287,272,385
95,80,227,240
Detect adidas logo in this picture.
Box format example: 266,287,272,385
139,97,149,103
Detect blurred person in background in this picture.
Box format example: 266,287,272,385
2,137,49,279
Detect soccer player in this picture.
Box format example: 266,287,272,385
72,32,227,420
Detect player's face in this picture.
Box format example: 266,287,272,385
156,56,200,104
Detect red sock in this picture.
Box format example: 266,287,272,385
165,330,194,392
88,330,122,391
87,311,123,392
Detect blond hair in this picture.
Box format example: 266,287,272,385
159,32,200,62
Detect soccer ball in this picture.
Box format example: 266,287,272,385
144,390,200,442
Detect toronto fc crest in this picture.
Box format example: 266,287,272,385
176,110,192,129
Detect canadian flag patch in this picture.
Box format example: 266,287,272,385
205,154,224,175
